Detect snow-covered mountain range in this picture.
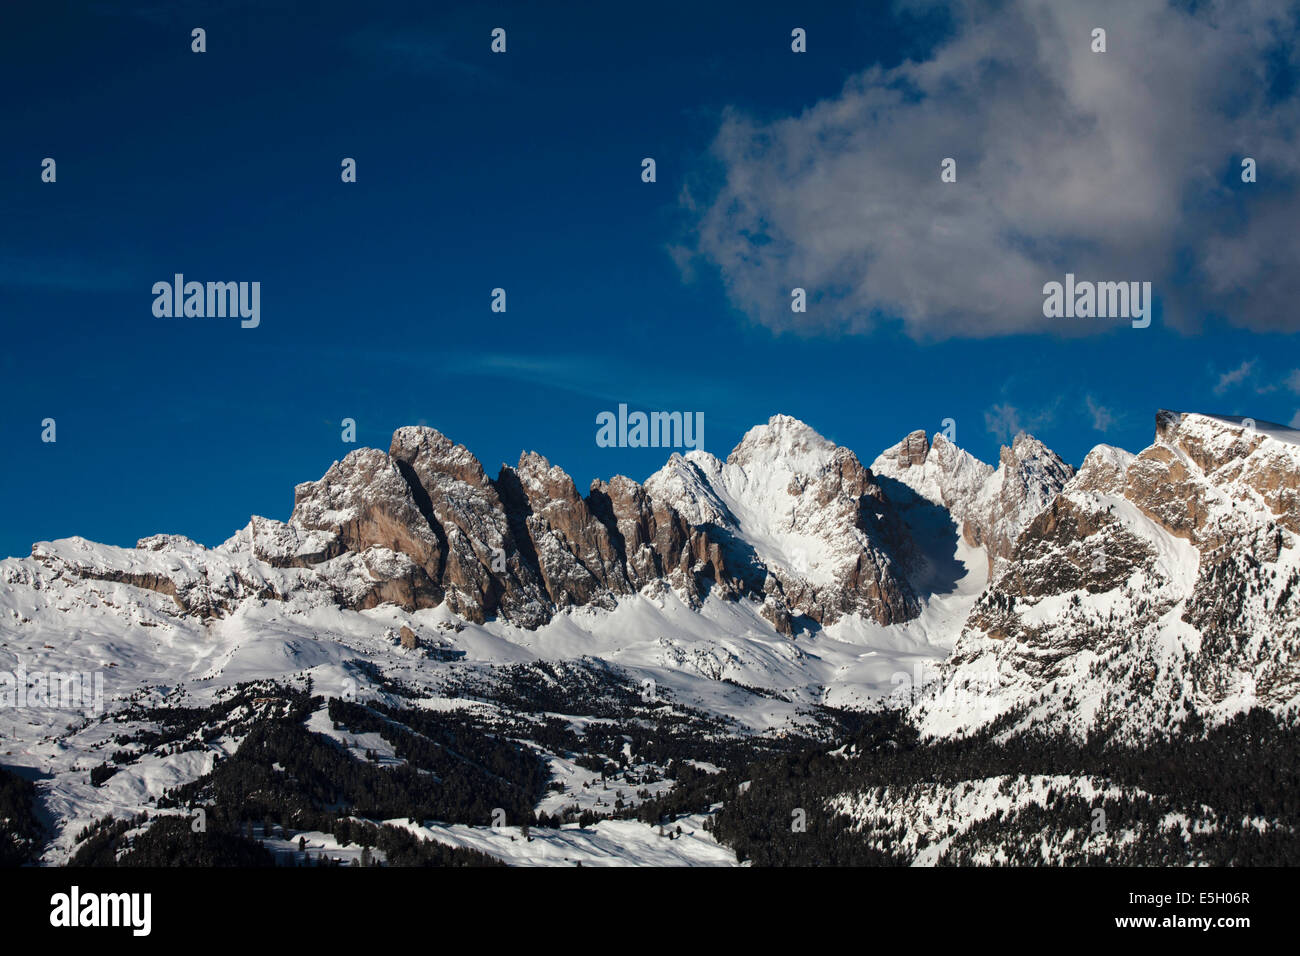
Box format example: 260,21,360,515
3,409,1298,865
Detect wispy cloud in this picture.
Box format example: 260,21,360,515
346,26,506,89
984,400,1057,444
1084,395,1115,432
1213,359,1257,395
283,344,739,415
984,403,1023,443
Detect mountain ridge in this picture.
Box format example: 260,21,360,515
6,409,1297,744
16,413,1069,635
6,407,1300,867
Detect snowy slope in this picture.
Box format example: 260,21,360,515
387,814,740,867
647,415,920,629
3,409,1298,864
913,411,1300,741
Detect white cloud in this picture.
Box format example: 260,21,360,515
1085,395,1115,432
682,0,1300,339
1290,410,1300,429
984,403,1022,443
1214,359,1258,395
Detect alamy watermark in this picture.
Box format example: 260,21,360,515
50,886,150,936
1,667,105,716
152,274,260,328
1042,273,1152,329
596,404,703,451
890,660,1004,715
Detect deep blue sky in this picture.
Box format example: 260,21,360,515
1,0,1297,559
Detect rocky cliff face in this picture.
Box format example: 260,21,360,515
872,428,1074,576
587,474,734,603
915,412,1300,742
281,428,734,626
646,415,919,632
873,430,994,538
977,435,1076,573
21,426,742,630
12,416,1072,637
7,409,1300,745
388,428,550,626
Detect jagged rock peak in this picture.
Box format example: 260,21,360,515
872,426,1072,578
136,533,203,552
1154,409,1300,462
1130,410,1300,541
514,450,582,501
895,429,931,468
916,408,1300,743
1070,444,1135,496
648,415,918,627
874,428,990,482
1001,431,1072,475
727,414,840,468
389,425,492,490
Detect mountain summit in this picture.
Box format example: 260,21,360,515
916,411,1300,741
5,410,1297,745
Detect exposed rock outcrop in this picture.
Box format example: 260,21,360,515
648,415,919,627
916,412,1300,742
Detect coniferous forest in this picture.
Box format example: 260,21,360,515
6,661,1299,867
